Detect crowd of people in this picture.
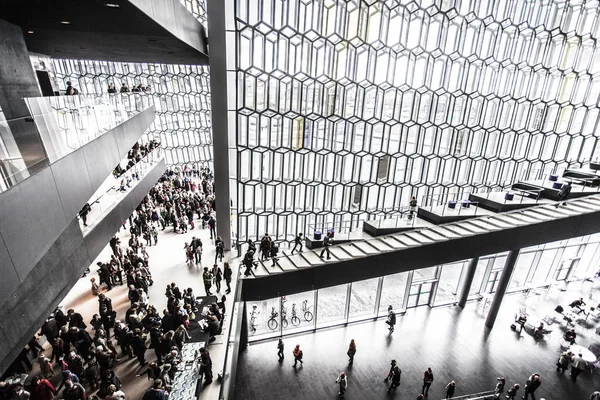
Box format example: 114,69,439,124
0,165,226,399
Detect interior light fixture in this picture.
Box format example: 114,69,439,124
27,30,34,34
60,21,71,25
105,3,120,7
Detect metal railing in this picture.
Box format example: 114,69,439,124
421,192,481,216
443,390,496,400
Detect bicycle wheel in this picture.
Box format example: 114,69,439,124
304,311,313,322
282,319,288,329
291,316,300,326
267,318,278,330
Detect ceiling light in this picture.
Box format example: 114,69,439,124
105,3,120,7
27,30,34,34
60,21,71,25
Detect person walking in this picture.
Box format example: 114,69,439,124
291,233,303,254
495,377,505,398
505,384,520,400
208,216,216,239
556,350,572,373
347,339,356,364
571,353,588,380
408,196,418,220
214,237,225,263
319,231,333,260
202,267,213,296
224,262,232,294
422,367,434,396
386,305,397,333
387,366,402,392
445,381,456,399
292,344,303,368
335,372,348,398
522,374,541,400
384,359,397,382
277,338,284,362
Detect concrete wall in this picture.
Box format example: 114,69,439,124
0,157,165,375
0,19,45,172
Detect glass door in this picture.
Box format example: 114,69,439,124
407,282,434,308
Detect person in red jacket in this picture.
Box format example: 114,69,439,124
30,376,57,400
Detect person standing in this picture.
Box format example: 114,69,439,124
384,359,397,382
522,374,541,400
224,262,233,294
142,379,169,400
505,383,519,400
199,347,213,384
494,377,505,398
445,381,456,399
214,265,223,293
292,344,303,368
556,350,572,373
277,338,284,362
335,372,348,398
571,353,588,380
387,366,401,392
422,367,434,396
215,237,224,263
208,216,216,239
386,305,397,333
408,196,418,220
203,267,213,296
347,339,356,364
319,231,333,260
291,233,303,254
30,376,57,399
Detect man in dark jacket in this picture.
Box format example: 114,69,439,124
555,182,572,207
142,379,169,400
150,322,163,365
208,216,216,239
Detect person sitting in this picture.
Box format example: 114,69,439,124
564,329,576,345
204,315,220,342
533,322,545,338
569,297,587,314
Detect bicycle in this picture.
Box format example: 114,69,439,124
267,305,289,330
250,307,259,334
302,300,313,322
291,304,301,326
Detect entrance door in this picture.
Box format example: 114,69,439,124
407,282,434,308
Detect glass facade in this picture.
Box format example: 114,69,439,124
52,60,213,169
234,0,600,242
246,232,600,341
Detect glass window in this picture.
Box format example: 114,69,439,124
247,297,280,340
574,242,599,279
407,281,434,308
533,248,558,283
469,259,489,295
509,252,535,290
281,291,315,334
413,266,438,282
379,272,408,316
434,262,464,305
348,278,379,320
316,284,348,327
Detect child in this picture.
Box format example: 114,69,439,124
90,277,99,296
505,383,520,400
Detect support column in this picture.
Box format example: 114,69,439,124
239,301,249,350
207,0,232,250
485,249,520,329
457,257,479,308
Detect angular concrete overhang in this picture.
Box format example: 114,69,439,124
0,156,166,376
240,195,600,301
0,0,208,64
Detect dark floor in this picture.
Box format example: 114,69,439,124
234,282,600,400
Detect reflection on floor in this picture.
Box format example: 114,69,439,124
235,280,600,400
31,219,238,400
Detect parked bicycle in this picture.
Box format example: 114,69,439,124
267,306,279,330
302,300,313,322
250,305,259,334
267,298,289,330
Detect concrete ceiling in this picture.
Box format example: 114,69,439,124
0,0,209,65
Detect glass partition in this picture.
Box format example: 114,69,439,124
434,262,464,305
316,284,348,328
348,278,379,320
379,272,409,316
509,252,536,290
25,93,153,163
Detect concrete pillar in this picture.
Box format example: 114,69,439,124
0,19,46,172
485,249,520,329
457,257,479,308
207,0,232,250
239,301,249,350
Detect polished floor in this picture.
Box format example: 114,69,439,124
235,281,600,400
32,217,238,400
